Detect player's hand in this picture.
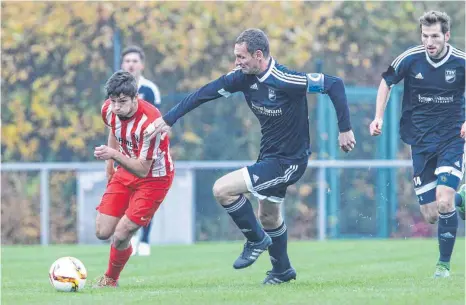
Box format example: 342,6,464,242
105,160,115,182
94,145,116,161
461,122,466,139
144,117,171,140
338,130,356,153
369,117,384,136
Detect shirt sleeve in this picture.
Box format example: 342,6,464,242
101,100,112,128
321,74,352,132
270,66,308,94
144,88,156,105
382,47,419,87
163,69,246,126
153,84,161,105
271,69,325,95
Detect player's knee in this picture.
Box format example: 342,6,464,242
259,211,282,229
421,210,438,224
212,181,232,205
95,227,113,240
437,199,455,213
436,188,455,213
95,213,119,240
420,203,438,224
426,214,438,224
112,228,133,249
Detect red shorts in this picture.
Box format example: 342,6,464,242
96,168,174,226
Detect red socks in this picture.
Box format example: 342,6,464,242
105,244,133,280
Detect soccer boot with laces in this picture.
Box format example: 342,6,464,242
92,275,118,288
233,234,272,269
433,262,450,278
263,267,297,285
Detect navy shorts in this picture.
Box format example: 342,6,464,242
411,137,465,205
242,159,307,204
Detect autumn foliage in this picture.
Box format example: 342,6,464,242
1,2,464,243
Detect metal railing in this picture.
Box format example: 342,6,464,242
1,160,412,244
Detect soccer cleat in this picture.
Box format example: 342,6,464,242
457,184,465,220
233,234,272,269
433,262,450,278
92,275,118,288
138,242,151,256
263,267,297,285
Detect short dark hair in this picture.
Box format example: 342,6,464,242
235,28,270,58
121,45,145,62
105,70,138,98
419,11,451,34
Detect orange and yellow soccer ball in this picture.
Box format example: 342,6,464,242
49,257,87,292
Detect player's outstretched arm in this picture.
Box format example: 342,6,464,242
369,79,391,136
144,80,223,140
317,74,356,152
145,72,243,140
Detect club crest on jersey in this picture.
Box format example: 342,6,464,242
445,69,456,83
268,88,276,101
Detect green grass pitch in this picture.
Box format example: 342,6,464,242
2,239,465,305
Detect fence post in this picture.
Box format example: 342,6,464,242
318,167,327,241
40,169,50,245
113,26,121,72
388,88,400,235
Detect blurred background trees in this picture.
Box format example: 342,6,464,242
2,2,464,243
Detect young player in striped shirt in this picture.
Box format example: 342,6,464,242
120,45,163,256
93,71,174,287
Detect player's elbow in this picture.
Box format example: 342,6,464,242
334,76,344,87
380,78,390,91
135,164,151,178
326,75,345,93
135,169,149,178
135,172,146,178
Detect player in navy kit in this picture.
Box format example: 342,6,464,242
121,45,161,107
369,11,465,278
145,28,356,284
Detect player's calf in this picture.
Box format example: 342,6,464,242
259,202,293,275
99,216,139,286
420,203,439,224
455,184,465,220
435,185,458,272
95,212,120,240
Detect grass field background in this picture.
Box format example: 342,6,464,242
2,239,465,305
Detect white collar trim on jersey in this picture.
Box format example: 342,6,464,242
137,75,148,89
425,44,452,68
257,57,276,82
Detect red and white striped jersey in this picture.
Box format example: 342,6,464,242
101,98,174,178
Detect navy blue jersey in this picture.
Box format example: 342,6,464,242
382,44,465,145
138,76,161,106
164,58,352,164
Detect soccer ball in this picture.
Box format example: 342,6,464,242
49,257,87,292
